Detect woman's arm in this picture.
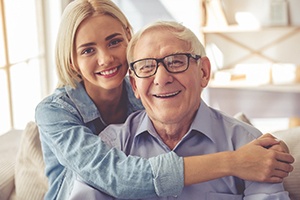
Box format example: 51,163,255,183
183,134,294,186
36,100,184,198
36,100,294,198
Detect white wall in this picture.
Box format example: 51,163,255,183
113,0,201,37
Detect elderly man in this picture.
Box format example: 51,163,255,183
70,21,292,199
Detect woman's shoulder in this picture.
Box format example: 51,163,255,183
36,82,90,110
37,86,70,108
35,86,72,119
35,82,99,125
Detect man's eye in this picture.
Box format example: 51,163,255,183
139,64,155,72
168,60,184,67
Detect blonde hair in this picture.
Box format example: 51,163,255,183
127,21,206,64
55,0,132,88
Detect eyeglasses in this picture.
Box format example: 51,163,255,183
129,53,201,78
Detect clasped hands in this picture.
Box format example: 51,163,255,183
233,133,294,183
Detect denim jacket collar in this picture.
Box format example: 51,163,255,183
65,77,143,124
66,81,100,124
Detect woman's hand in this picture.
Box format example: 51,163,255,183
232,133,294,183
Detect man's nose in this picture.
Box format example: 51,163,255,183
153,62,173,85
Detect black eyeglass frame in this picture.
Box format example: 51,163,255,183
129,53,201,78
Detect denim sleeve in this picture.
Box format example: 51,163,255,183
35,100,184,199
149,152,184,196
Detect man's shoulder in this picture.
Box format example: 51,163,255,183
209,106,262,138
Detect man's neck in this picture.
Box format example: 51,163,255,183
152,114,195,150
149,103,200,150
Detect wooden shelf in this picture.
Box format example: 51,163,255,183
208,80,300,93
202,1,300,119
201,25,300,33
201,25,300,67
206,81,300,118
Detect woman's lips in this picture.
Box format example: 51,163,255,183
96,66,120,77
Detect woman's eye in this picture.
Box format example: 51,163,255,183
109,39,123,47
81,48,95,55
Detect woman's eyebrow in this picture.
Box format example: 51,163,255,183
105,33,122,41
77,42,96,50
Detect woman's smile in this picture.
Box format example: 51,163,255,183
97,65,121,78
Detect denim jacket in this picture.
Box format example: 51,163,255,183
35,77,184,200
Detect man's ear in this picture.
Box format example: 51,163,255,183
199,57,211,88
129,70,140,99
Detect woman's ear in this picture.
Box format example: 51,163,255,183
199,57,211,88
126,27,132,41
71,63,80,75
129,70,140,99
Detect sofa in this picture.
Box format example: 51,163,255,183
0,121,299,200
0,122,48,200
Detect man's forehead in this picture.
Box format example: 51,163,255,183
133,31,188,59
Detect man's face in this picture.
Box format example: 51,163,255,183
130,29,210,126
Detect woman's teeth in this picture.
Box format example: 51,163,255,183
99,67,118,75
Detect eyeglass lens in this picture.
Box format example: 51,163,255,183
133,54,189,77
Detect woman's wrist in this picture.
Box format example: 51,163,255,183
183,151,233,185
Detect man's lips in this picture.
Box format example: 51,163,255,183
153,91,181,98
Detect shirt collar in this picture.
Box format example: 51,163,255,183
134,100,217,144
189,100,217,144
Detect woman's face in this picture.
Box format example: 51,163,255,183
74,14,130,92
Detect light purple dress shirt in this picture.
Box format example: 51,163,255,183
70,100,290,200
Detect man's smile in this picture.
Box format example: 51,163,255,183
153,90,181,98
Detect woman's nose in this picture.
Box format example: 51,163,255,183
97,50,114,66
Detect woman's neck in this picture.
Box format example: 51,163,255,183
85,82,127,124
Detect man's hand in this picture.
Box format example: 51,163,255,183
231,134,294,183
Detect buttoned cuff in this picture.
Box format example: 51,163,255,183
148,151,184,197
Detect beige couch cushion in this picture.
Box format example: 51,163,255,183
11,121,48,200
272,127,300,200
0,130,21,200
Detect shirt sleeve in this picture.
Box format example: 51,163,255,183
35,100,184,199
243,181,290,200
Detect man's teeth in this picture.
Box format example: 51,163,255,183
99,68,118,75
155,91,180,98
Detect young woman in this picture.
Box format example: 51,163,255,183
35,0,294,199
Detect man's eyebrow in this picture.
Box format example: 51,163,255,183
105,33,122,41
